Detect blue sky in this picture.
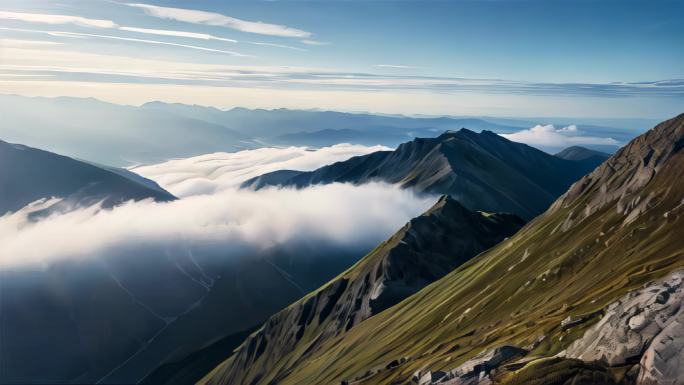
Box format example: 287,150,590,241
1,0,682,117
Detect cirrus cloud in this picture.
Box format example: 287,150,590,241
119,26,237,43
126,3,312,38
0,10,118,28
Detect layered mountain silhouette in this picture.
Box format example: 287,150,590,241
0,139,174,215
3,95,630,167
243,129,604,219
203,196,524,385
202,113,684,385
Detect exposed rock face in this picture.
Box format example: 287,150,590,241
243,129,598,219
201,196,524,385
562,270,684,385
550,113,684,229
412,345,527,385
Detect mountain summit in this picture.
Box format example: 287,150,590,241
243,129,601,219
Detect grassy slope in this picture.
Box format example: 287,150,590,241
200,198,524,385
203,114,684,385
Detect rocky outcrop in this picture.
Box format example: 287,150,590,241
412,345,527,385
551,114,684,229
562,269,684,385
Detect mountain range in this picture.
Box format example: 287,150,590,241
201,113,684,385
0,94,630,167
0,113,671,385
243,129,606,219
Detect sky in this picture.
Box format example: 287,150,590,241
0,0,683,118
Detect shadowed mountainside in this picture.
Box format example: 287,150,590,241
0,139,174,215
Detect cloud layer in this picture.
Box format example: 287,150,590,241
133,144,390,197
0,183,434,269
1,36,681,97
500,124,619,149
0,145,433,269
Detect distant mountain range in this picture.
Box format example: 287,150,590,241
0,94,634,166
243,129,606,219
202,113,684,385
0,140,174,215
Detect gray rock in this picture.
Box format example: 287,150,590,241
561,269,684,384
412,346,526,385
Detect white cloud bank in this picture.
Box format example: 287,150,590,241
0,144,432,270
500,124,619,148
134,144,390,197
0,183,434,269
126,3,312,38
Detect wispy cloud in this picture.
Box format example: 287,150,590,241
0,11,118,28
249,41,306,52
119,26,237,43
0,27,250,57
126,3,312,38
301,39,328,46
0,38,63,47
375,64,418,69
1,34,682,99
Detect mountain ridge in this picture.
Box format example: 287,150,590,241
243,129,604,219
201,195,524,385
0,139,175,215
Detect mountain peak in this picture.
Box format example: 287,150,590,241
436,128,478,140
422,194,471,218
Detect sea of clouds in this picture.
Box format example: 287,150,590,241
0,144,435,269
133,143,390,197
